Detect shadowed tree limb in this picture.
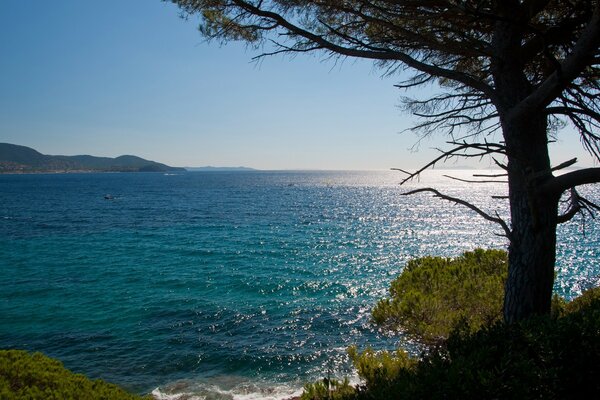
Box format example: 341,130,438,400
508,4,600,119
551,158,578,172
402,187,511,238
390,167,412,175
541,168,600,198
557,188,600,224
442,174,508,184
227,0,500,102
397,141,506,185
473,172,508,178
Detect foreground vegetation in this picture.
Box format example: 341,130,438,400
304,249,600,399
373,248,507,344
0,350,148,400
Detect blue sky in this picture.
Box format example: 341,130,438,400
0,1,594,170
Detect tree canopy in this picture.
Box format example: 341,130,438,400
372,249,508,344
173,0,599,142
171,0,600,323
0,350,148,400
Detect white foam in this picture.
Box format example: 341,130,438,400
151,387,204,400
152,377,304,400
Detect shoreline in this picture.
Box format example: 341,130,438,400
149,380,306,400
0,169,183,174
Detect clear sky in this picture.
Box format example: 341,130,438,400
0,0,595,170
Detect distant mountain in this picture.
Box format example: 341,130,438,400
185,166,257,172
0,143,185,173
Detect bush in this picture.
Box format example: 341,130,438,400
306,287,600,400
413,288,600,399
302,377,356,400
0,350,149,400
302,247,600,400
563,285,600,314
347,345,416,390
372,248,507,344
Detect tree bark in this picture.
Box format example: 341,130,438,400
502,115,559,323
489,14,562,323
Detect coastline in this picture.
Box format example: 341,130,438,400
0,169,183,174
149,379,306,400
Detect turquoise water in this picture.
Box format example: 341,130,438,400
1,171,598,399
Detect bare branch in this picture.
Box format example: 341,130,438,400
390,167,411,175
557,188,600,224
442,174,508,184
492,158,508,170
546,106,600,123
473,172,508,178
551,158,578,172
541,167,600,198
228,0,499,101
557,188,582,224
400,141,506,185
252,42,324,59
402,187,511,238
394,74,434,89
509,4,600,119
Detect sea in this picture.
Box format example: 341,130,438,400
1,170,598,399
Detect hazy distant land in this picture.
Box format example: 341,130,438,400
0,143,184,173
0,143,262,174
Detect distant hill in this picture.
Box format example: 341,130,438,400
0,143,185,173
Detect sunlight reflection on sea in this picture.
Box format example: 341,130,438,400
0,170,597,398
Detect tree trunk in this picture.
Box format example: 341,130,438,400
502,115,559,323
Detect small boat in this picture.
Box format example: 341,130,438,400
104,194,114,200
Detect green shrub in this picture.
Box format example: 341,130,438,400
307,287,600,400
372,248,507,344
301,377,356,400
563,286,600,314
302,250,600,400
347,345,416,390
0,350,149,400
412,291,600,399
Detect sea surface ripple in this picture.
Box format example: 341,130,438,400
1,170,598,398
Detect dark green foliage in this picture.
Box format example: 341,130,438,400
302,377,356,400
563,286,600,315
347,346,416,391
0,350,149,400
408,289,600,399
303,287,600,400
372,249,507,344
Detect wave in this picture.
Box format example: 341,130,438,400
151,376,303,400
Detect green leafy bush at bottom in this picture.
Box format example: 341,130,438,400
302,377,356,400
0,350,149,400
372,249,508,344
302,287,600,400
411,287,600,399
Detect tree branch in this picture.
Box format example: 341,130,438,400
557,188,582,224
473,172,508,178
229,0,499,101
557,188,600,224
541,167,600,197
551,158,578,172
545,106,600,123
402,187,511,238
399,141,506,185
390,167,411,175
509,4,600,119
442,174,508,184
